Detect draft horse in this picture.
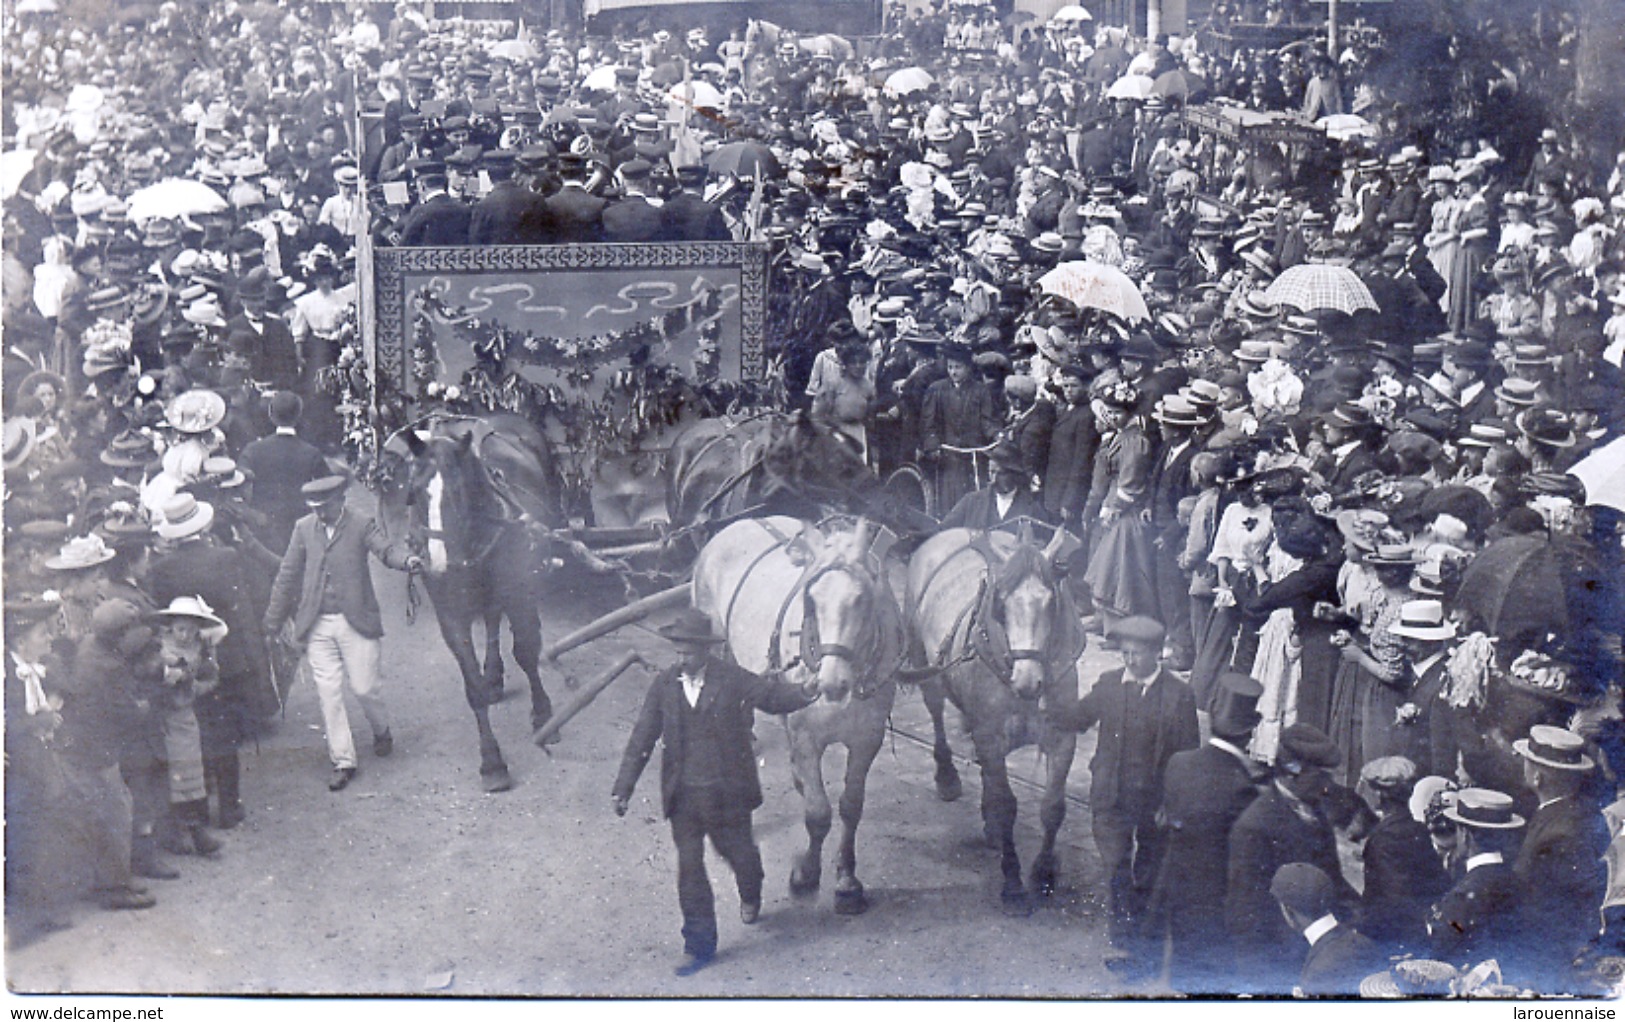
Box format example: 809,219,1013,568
692,515,905,913
906,524,1088,914
377,413,565,792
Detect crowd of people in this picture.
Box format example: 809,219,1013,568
4,0,1625,998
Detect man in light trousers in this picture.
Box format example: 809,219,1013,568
264,474,421,791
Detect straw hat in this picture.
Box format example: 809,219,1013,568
1513,725,1595,772
154,594,228,641
44,534,117,571
155,493,215,541
1443,787,1525,829
165,389,227,434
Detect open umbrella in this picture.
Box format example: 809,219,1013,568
491,39,538,62
1151,69,1200,100
1036,260,1151,321
126,179,227,223
884,67,935,97
669,81,725,111
707,141,781,180
1316,113,1375,141
1051,4,1093,22
1264,263,1380,315
1457,534,1569,643
580,65,620,93
1567,435,1625,512
1105,74,1154,101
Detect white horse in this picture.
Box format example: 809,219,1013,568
692,515,904,914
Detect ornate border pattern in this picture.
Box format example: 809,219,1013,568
373,241,770,394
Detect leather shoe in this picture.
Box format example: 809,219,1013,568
132,853,180,881
373,729,393,758
328,767,357,792
216,803,246,830
673,951,714,977
98,886,156,911
739,901,760,925
189,825,222,857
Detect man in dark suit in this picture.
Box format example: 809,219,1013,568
1227,724,1360,995
660,165,730,242
263,475,421,791
541,153,606,244
1145,394,1205,670
1314,402,1381,495
1272,862,1385,996
1355,755,1452,955
999,377,1054,500
396,167,471,247
1512,726,1610,992
1427,788,1526,970
237,391,330,555
1155,670,1266,993
938,441,1049,531
467,149,550,246
1043,364,1100,533
1053,616,1200,981
612,610,815,977
600,159,666,243
224,268,300,391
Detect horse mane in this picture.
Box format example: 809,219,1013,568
992,540,1054,598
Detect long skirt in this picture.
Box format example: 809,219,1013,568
1249,608,1300,765
1295,622,1340,736
1191,602,1239,712
163,704,208,805
1083,514,1159,621
1360,675,1413,769
1326,656,1371,787
1447,240,1489,333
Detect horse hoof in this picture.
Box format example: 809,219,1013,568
1000,890,1033,918
532,725,561,747
833,889,868,916
1031,870,1057,899
789,868,820,898
934,771,963,803
482,769,514,793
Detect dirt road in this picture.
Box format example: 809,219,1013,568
10,556,1155,998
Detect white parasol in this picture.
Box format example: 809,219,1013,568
125,178,228,224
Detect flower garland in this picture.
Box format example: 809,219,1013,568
408,286,768,516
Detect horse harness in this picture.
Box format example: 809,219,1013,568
719,518,889,699
910,532,1052,690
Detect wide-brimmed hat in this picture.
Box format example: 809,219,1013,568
1335,509,1389,552
1517,408,1576,449
1322,401,1373,430
3,417,38,470
657,608,725,645
44,534,117,571
1443,787,1525,829
1360,960,1459,998
1513,724,1595,772
166,389,226,433
100,430,155,468
155,493,215,541
154,594,229,640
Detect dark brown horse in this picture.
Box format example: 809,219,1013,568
665,410,937,537
377,413,565,792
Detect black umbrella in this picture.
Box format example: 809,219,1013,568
1457,534,1569,643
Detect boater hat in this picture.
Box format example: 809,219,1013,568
1386,599,1457,641
1443,787,1525,829
1512,725,1595,772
